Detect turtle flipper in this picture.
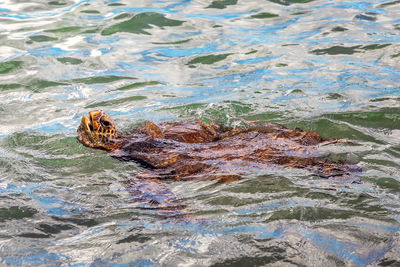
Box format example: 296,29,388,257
126,176,186,212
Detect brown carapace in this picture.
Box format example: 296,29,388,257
77,110,360,183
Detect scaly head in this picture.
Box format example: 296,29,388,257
77,110,119,150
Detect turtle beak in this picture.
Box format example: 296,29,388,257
77,113,96,148
79,110,101,136
81,115,92,133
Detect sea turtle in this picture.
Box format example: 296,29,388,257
77,110,360,208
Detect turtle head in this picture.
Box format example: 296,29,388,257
77,110,119,150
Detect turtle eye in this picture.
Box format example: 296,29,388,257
102,120,111,127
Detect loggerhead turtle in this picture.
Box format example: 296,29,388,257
77,110,360,208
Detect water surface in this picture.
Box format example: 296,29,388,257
0,0,399,266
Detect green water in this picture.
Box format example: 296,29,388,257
0,0,399,266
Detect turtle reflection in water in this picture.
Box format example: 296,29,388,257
77,110,360,209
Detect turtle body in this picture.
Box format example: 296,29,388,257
77,110,360,182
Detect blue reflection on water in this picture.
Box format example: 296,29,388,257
28,47,73,58
235,56,278,64
137,43,224,58
85,35,122,44
222,224,283,239
301,228,395,265
32,123,71,133
302,229,368,264
0,183,85,216
166,0,192,10
2,251,69,266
